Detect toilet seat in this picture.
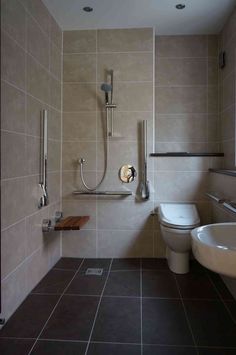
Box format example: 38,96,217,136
159,203,200,230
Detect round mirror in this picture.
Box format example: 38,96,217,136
119,164,137,183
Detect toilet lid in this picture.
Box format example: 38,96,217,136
159,203,200,228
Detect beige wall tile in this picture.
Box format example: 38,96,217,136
156,35,207,57
208,86,219,114
222,140,236,169
63,30,96,53
63,141,96,171
50,77,61,110
207,35,218,57
26,95,46,137
97,229,153,258
155,141,208,153
2,31,26,90
98,28,153,52
63,54,96,82
154,157,211,172
27,54,50,104
27,14,50,69
26,136,40,175
208,58,218,85
222,74,235,110
63,83,97,111
50,15,62,49
50,42,62,80
2,0,26,48
48,108,61,140
156,58,207,86
154,230,166,258
25,175,42,215
48,140,61,172
62,230,96,258
47,172,61,204
63,112,96,141
220,105,235,141
1,220,27,279
156,86,207,114
208,114,220,142
1,81,26,133
97,52,153,82
26,0,51,36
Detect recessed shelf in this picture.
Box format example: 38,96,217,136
150,152,224,157
54,216,90,231
209,169,236,177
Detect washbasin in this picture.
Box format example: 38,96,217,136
191,223,236,277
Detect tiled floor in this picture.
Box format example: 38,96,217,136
1,258,236,354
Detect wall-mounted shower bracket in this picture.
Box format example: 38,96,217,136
42,211,63,233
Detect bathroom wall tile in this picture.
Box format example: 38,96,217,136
25,207,49,256
98,28,153,53
97,200,154,230
26,136,40,175
26,246,51,292
63,83,97,111
97,52,153,82
156,58,207,86
154,157,210,172
221,140,236,169
50,15,62,49
156,35,207,57
1,131,27,179
27,14,50,69
207,35,218,57
62,230,97,258
154,171,208,202
63,30,96,53
48,140,61,172
48,108,61,140
196,202,212,226
208,58,218,85
63,54,96,82
26,0,51,36
62,141,96,171
50,41,62,80
97,229,153,258
155,141,208,153
2,0,26,49
47,172,61,204
1,81,26,133
62,199,97,229
1,220,27,279
25,175,42,216
154,230,166,258
50,77,61,110
155,86,207,114
222,74,235,110
1,261,28,321
207,86,219,114
220,105,235,141
1,31,26,90
63,112,97,141
1,178,27,229
155,114,207,142
27,54,50,104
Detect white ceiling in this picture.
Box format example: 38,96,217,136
42,0,236,35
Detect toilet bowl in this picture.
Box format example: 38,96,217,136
159,203,200,274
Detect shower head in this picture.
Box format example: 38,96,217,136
100,83,112,104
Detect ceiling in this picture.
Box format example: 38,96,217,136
42,0,236,34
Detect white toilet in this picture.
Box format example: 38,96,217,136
159,203,200,274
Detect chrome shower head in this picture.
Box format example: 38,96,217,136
100,83,112,104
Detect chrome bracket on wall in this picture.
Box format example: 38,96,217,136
42,211,63,233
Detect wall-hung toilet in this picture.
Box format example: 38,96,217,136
159,203,200,274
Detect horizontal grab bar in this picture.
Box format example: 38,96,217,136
205,192,225,204
73,190,132,196
206,192,236,214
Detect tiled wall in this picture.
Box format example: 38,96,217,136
62,28,158,258
1,0,62,321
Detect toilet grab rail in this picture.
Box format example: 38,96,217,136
206,192,236,214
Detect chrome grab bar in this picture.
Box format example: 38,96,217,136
206,192,236,214
39,109,49,208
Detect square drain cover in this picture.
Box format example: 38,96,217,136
85,268,103,276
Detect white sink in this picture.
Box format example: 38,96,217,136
191,223,236,278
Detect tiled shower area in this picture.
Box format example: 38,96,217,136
1,0,236,354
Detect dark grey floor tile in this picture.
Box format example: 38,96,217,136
0,294,59,338
80,259,111,272
142,270,179,298
41,295,99,341
32,269,76,294
142,258,168,270
65,272,107,296
225,301,236,321
142,298,193,345
198,348,236,354
189,259,208,273
176,272,219,299
53,258,83,270
143,345,197,355
208,273,234,300
31,340,86,354
184,300,236,347
0,338,34,355
88,342,141,355
92,297,141,343
111,258,140,271
104,271,140,297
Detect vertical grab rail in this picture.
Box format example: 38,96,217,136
39,109,49,208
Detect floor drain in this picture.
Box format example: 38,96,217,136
85,268,103,276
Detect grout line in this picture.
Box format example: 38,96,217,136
84,258,113,355
140,258,143,355
27,258,85,354
63,51,153,55
206,272,236,324
173,274,198,352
